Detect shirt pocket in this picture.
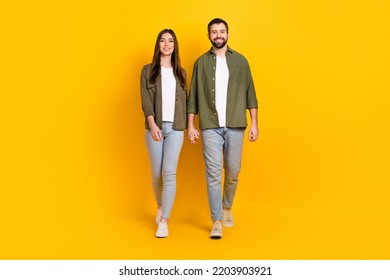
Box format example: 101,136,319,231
146,83,157,101
229,67,246,84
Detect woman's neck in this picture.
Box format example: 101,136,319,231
160,56,172,68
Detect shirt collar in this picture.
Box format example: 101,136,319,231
208,46,234,55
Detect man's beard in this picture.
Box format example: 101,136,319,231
211,37,228,49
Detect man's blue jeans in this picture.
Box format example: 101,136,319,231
201,127,245,221
145,122,184,220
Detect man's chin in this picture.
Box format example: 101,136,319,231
212,42,227,49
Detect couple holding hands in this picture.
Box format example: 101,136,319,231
141,18,259,239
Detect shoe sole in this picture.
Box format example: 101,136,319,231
210,235,222,239
155,230,168,238
210,231,222,239
222,222,234,228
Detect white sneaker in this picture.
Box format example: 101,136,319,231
223,209,234,227
155,222,168,238
156,207,162,225
210,221,222,239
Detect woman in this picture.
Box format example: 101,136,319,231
140,29,187,238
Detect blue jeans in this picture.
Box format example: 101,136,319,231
201,127,245,221
145,122,184,220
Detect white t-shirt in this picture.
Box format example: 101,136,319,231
215,56,229,127
161,66,176,122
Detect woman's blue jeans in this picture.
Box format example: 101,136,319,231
145,122,184,220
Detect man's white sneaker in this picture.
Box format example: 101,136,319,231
155,222,168,238
223,209,234,227
156,207,162,225
210,221,222,239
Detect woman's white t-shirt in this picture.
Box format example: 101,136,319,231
161,66,176,122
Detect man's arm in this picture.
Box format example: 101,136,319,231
248,108,259,142
187,113,199,144
187,61,200,144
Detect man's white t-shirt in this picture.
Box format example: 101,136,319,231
215,56,229,127
161,66,176,122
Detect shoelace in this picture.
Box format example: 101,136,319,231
213,223,222,231
225,211,232,222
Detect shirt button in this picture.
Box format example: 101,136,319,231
212,78,215,80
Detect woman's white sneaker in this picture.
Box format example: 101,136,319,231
155,222,168,238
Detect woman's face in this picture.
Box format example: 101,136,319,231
159,33,174,56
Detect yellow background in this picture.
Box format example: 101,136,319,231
1,0,389,259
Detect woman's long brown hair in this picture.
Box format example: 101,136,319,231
149,29,186,88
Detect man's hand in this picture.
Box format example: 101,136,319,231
248,108,259,142
187,113,199,144
187,127,199,144
248,123,259,142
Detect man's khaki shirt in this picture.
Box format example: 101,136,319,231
187,47,258,130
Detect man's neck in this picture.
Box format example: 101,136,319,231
212,46,227,58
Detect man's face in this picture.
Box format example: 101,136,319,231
208,23,228,49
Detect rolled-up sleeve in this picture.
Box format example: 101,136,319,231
246,62,258,109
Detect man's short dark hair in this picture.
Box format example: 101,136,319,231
208,18,229,34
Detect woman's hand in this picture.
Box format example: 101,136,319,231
150,124,162,141
147,116,162,141
187,127,199,144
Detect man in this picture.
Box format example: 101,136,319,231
187,18,259,239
